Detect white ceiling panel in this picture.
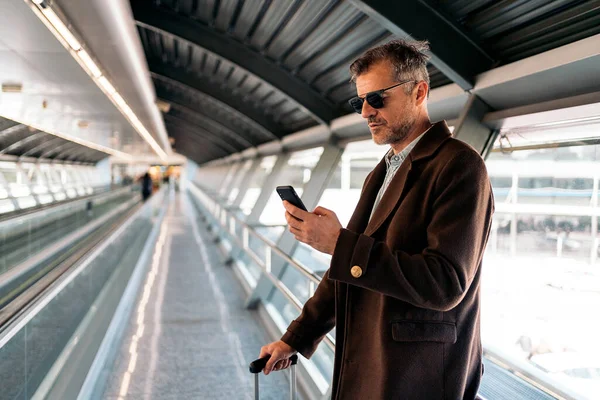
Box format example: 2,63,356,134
0,0,153,158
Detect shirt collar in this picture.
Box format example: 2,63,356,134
384,130,427,169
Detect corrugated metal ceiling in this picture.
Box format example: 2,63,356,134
131,0,600,164
0,117,109,164
437,0,600,62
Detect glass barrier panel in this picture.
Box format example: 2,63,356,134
17,197,37,209
0,199,15,214
268,291,334,383
0,204,154,398
484,140,600,400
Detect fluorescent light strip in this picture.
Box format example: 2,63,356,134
97,76,116,95
40,8,81,51
77,50,102,78
28,0,168,161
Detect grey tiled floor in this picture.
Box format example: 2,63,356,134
103,195,291,400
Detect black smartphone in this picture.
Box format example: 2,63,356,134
276,185,307,212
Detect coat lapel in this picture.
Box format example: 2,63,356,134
363,121,453,237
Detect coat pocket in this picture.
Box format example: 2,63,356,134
392,320,457,344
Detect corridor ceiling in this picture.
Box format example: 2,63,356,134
0,116,109,164
130,0,600,165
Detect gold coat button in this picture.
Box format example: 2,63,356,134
351,265,363,278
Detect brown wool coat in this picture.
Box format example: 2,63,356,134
281,121,495,400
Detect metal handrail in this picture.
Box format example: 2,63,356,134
0,188,165,349
0,196,139,293
188,182,335,351
0,186,133,230
0,183,113,218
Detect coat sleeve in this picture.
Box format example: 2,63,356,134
328,150,494,312
280,169,378,357
281,269,336,358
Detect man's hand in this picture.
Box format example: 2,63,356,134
259,340,297,375
283,201,342,255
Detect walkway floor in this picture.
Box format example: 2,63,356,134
102,194,291,399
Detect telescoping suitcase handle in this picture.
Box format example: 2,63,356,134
249,355,298,400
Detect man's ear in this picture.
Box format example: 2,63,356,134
415,81,429,106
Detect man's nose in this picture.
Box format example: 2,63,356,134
361,100,376,119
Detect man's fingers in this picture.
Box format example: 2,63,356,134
258,347,270,360
285,212,303,228
264,354,281,375
283,201,309,220
313,206,331,216
275,360,285,370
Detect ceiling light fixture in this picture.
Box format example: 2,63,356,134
39,7,81,51
97,76,116,95
25,0,168,161
77,49,102,78
1,83,23,93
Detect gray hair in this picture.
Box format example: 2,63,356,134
349,39,431,94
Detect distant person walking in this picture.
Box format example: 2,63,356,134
141,172,152,202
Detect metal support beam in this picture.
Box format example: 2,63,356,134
245,143,345,309
165,101,255,148
246,153,292,225
149,64,285,138
171,136,226,164
20,137,64,158
164,114,243,153
132,1,341,125
41,141,79,159
153,77,276,143
219,162,242,198
453,94,498,158
225,159,253,206
0,132,45,155
231,158,261,208
54,142,87,160
0,123,26,140
348,0,494,90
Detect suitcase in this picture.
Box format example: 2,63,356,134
249,355,298,400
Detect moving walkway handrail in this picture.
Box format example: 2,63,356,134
0,183,116,221
0,185,133,231
0,189,159,349
0,196,139,299
188,182,335,351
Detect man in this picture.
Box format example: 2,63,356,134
259,39,494,399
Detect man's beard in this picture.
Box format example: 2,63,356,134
371,118,415,145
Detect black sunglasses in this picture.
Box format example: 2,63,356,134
348,80,415,114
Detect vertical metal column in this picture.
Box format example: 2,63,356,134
225,159,253,205
246,153,292,225
453,94,497,158
591,176,598,264
219,162,241,197
232,158,261,208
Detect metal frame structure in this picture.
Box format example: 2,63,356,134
149,65,286,138
131,0,342,126
347,0,494,90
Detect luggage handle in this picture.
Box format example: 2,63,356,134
249,355,298,400
249,354,298,374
